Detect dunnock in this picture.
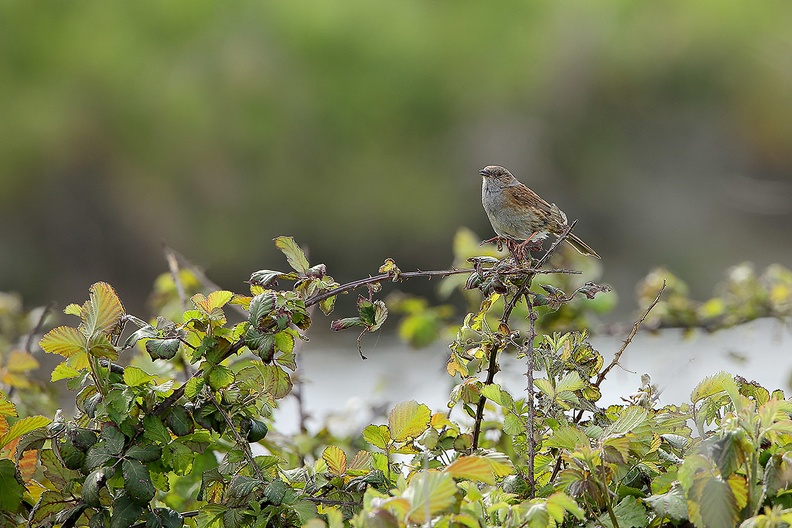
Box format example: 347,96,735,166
480,165,600,259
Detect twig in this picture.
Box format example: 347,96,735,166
471,340,503,450
24,302,55,353
524,296,537,498
305,266,577,308
163,244,188,310
594,280,666,389
164,245,248,318
501,222,577,323
549,281,667,484
470,224,577,451
206,391,265,481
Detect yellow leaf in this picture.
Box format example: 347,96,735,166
81,282,125,337
0,394,16,418
40,326,86,358
322,446,347,476
0,415,51,449
51,362,83,382
206,291,234,311
6,350,39,373
403,471,457,524
388,400,431,442
727,475,748,511
444,456,495,485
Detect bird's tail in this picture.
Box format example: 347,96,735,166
565,233,601,259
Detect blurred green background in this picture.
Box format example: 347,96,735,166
2,1,791,317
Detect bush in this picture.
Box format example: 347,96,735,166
1,234,791,527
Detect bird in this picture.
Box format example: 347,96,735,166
480,165,600,259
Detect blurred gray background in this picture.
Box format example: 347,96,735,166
2,1,791,317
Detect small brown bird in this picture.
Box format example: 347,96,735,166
480,165,600,259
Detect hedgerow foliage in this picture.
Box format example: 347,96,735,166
1,234,792,528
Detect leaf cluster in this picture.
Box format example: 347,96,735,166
0,236,791,528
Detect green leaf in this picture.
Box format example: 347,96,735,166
546,492,585,522
248,291,277,323
145,508,184,528
0,415,50,449
599,496,648,528
606,406,649,437
330,317,362,331
82,468,107,508
0,459,24,512
88,333,118,359
146,338,181,360
388,400,431,442
0,394,16,417
166,406,194,437
534,378,555,398
700,477,737,528
248,269,299,287
444,455,495,484
142,415,171,444
363,424,391,449
358,299,388,331
123,366,156,387
110,493,144,528
126,444,163,463
646,484,687,521
244,419,268,442
207,365,235,390
82,282,125,338
102,423,126,456
273,331,295,354
123,459,156,505
503,414,524,436
29,490,76,526
319,294,337,316
184,377,205,400
40,326,87,358
545,426,587,451
227,475,264,500
556,371,586,393
274,236,310,274
163,441,195,475
260,479,286,507
690,371,735,403
262,364,292,399
84,442,113,471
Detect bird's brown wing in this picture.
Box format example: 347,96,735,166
509,183,568,226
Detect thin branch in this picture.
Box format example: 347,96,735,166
24,302,55,353
206,391,265,481
305,266,578,308
501,222,577,323
164,245,248,317
163,244,188,310
550,281,667,484
524,296,537,498
470,224,577,451
471,340,503,450
594,280,666,389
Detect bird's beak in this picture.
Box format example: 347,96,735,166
479,168,489,177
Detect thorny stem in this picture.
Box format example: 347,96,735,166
549,280,667,483
206,390,266,482
470,224,577,464
524,296,537,498
471,340,503,450
305,266,578,308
